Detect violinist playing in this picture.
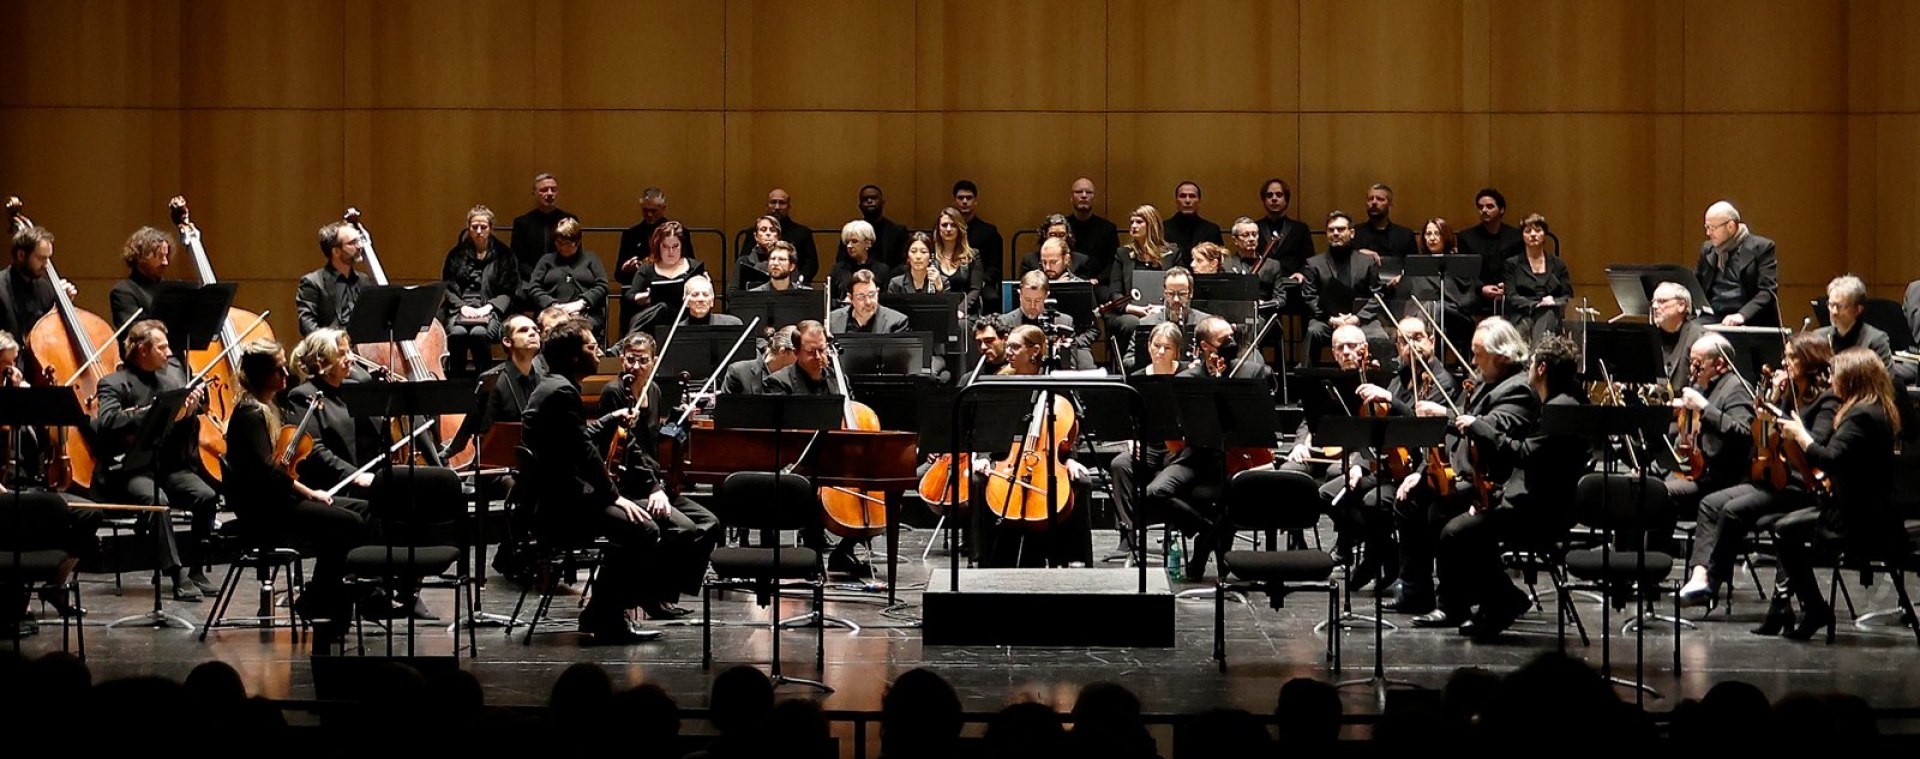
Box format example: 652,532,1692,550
285,329,388,499
967,324,1093,568
92,319,221,601
222,339,369,650
594,332,718,620
1396,318,1539,622
1324,316,1459,592
1425,332,1590,640
1680,332,1837,614
522,318,666,643
0,330,100,626
1663,333,1756,519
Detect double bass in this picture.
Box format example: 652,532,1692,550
15,198,120,490
344,208,464,467
815,286,889,539
172,197,276,482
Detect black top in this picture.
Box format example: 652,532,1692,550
110,271,165,337
679,311,744,328
1495,390,1591,517
1351,219,1420,266
765,363,835,396
1222,254,1291,308
447,360,544,451
627,259,709,307
527,249,610,326
932,256,982,312
1503,254,1573,317
827,257,893,300
1164,212,1222,256
1695,231,1779,327
296,265,366,337
1300,247,1383,323
1066,214,1120,282
829,305,910,335
836,215,912,270
0,264,55,346
617,218,694,277
1818,322,1894,367
1255,216,1313,276
440,237,520,321
1449,370,1538,487
1689,371,1756,489
966,217,1004,287
736,217,821,282
509,207,575,280
1383,362,1461,418
733,244,777,293
285,376,389,491
221,400,300,508
1395,253,1482,317
721,358,771,396
1459,223,1523,300
888,271,946,294
594,377,672,496
1804,402,1900,553
523,375,620,515
93,364,199,476
1658,319,1707,391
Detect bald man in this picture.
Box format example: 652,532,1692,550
1695,200,1778,327
739,188,820,281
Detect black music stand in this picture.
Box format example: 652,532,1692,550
1045,281,1097,331
346,285,447,461
655,324,753,381
836,333,932,376
1,388,90,649
1608,264,1710,321
1166,377,1283,596
1702,325,1787,385
647,278,689,314
880,293,965,353
1579,322,1664,386
1194,273,1260,303
726,290,820,332
1539,405,1673,704
1317,414,1447,706
1401,254,1481,365
1129,270,1167,306
710,394,845,692
106,388,197,631
152,283,235,372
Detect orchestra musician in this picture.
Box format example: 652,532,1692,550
1816,275,1894,369
442,314,544,462
1680,332,1836,612
1766,348,1903,640
1280,321,1375,480
829,270,909,334
1396,218,1480,359
764,319,870,575
441,206,520,378
1663,333,1756,518
828,220,892,301
594,332,719,620
1124,266,1209,372
1652,281,1706,393
222,339,370,649
0,330,99,625
963,319,1009,383
520,317,665,643
1427,332,1590,639
1696,200,1779,328
678,275,742,328
738,189,820,284
1016,214,1090,279
1000,267,1091,371
92,319,220,601
1105,322,1185,557
1390,318,1538,620
719,324,797,396
295,221,367,337
733,215,786,294
1300,211,1386,367
0,226,77,375
967,323,1094,568
747,242,810,293
286,329,388,499
1187,241,1225,275
109,227,175,344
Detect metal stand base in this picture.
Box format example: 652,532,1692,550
778,610,862,634
1314,610,1396,635
1334,674,1423,709
108,609,196,630
770,674,834,693
1624,611,1696,634
1605,675,1662,699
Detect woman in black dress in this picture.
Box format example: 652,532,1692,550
1502,213,1572,344
931,207,981,314
625,221,707,336
440,205,520,377
527,217,610,335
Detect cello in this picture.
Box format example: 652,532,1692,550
815,282,890,539
980,329,1078,529
916,354,985,512
15,198,121,491
344,207,464,467
171,197,276,483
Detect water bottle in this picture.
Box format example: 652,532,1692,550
1166,539,1185,581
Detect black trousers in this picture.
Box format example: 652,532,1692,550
445,317,501,378
644,496,718,604
100,467,221,572
1434,505,1564,617
969,470,1092,568
1770,506,1827,610
1393,486,1467,601
1690,482,1807,584
236,495,368,617
1106,446,1167,536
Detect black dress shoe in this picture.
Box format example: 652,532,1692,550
640,601,692,620
584,621,664,645
827,552,873,578
1782,604,1836,642
1410,609,1457,628
1382,588,1435,615
1467,590,1530,640
1751,599,1795,636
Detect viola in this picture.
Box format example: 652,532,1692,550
172,197,277,483
1673,404,1706,481
16,197,117,490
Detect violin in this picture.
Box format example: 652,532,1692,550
275,396,322,476
1750,366,1824,493
1362,362,1416,482
172,197,277,483
1455,377,1495,511
1672,401,1707,482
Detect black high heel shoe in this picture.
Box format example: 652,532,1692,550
1751,598,1794,636
1782,603,1836,641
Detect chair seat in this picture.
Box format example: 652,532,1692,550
1565,549,1676,582
1221,550,1336,582
710,547,821,581
0,549,69,576
343,545,461,576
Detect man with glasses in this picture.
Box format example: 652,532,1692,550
1663,333,1755,517
1125,267,1210,371
1695,200,1778,327
1650,281,1705,392
828,270,909,335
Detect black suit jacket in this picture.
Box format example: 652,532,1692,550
295,266,367,337
1300,248,1383,323
0,265,54,343
93,364,199,477
829,305,910,335
1905,280,1920,345
1450,370,1538,487
109,273,165,337
1695,232,1780,326
1489,390,1590,518
734,218,821,282
523,375,619,519
1660,319,1707,392
721,358,771,396
1690,371,1755,488
1804,403,1900,552
967,218,1004,286
1818,322,1894,367
1254,216,1313,276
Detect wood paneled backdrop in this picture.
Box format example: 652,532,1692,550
2,0,1915,342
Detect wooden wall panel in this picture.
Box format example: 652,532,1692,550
354,110,539,287
722,112,919,243
363,0,539,109
549,112,728,270
1849,0,1920,113
181,0,344,108
1298,0,1467,112
724,0,917,111
1296,114,1489,232
1489,0,1671,113
0,0,174,108
557,0,726,110
1680,115,1848,316
1488,115,1663,295
1683,0,1848,113
1106,113,1301,229
915,0,1107,112
1107,0,1300,113
911,112,1109,268
0,109,177,285
1858,116,1920,285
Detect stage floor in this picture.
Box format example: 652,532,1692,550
18,525,1920,718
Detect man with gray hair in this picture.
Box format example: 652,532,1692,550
1695,200,1777,327
510,172,576,283
1664,331,1755,520
1651,281,1704,391
618,186,692,278
1816,274,1893,368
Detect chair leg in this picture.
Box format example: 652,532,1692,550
507,580,534,639
1893,569,1920,648
71,579,84,660
200,560,244,642
1827,567,1842,646
1213,582,1226,672
1330,582,1341,672
701,581,713,670
814,577,826,675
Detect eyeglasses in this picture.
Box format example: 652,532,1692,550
1163,288,1192,299
850,291,879,301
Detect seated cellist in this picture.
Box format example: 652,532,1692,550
967,324,1093,568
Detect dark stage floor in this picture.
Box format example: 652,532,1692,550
16,524,1920,719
